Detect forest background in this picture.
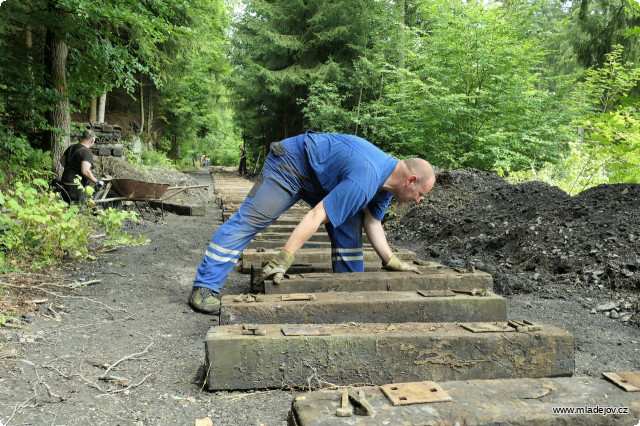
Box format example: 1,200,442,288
0,0,639,275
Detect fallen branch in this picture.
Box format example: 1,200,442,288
96,374,153,397
100,340,154,379
35,288,128,314
21,359,65,403
4,395,36,425
70,279,102,288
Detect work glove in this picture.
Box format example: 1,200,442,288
382,254,417,272
253,248,295,285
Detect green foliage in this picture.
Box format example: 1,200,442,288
0,180,145,272
0,181,90,271
0,129,52,187
151,0,234,159
301,80,351,133
206,133,241,166
364,0,573,171
570,0,640,68
94,208,147,247
0,0,232,170
0,92,52,186
230,0,396,151
0,310,16,326
505,45,640,193
127,149,175,168
563,45,640,192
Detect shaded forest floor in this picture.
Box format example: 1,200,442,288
1,166,639,425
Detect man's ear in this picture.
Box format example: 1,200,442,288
407,175,419,185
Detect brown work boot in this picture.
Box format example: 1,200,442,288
188,286,220,314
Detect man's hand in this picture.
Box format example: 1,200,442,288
253,248,295,285
382,254,416,272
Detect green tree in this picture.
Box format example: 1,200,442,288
230,0,400,151
571,0,640,68
149,0,234,161
566,46,640,191
0,0,229,174
368,0,573,172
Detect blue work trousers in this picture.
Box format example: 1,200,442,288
193,136,365,293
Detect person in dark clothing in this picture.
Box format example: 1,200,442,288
238,145,247,176
59,130,102,203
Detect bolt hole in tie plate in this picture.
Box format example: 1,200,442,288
380,381,452,406
602,371,640,392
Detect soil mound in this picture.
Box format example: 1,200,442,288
385,167,640,303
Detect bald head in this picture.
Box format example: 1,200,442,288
403,158,435,187
385,158,435,204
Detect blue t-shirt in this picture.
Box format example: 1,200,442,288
303,132,397,227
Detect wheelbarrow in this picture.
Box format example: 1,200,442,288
95,178,208,219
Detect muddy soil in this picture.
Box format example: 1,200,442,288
1,166,640,425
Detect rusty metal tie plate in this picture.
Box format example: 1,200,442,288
602,371,640,392
460,322,515,333
281,326,332,336
281,293,316,301
417,290,456,298
380,381,452,406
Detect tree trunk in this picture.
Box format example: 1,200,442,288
171,135,180,159
147,86,153,136
139,76,145,134
354,85,363,136
98,93,106,122
396,0,406,68
26,25,33,63
43,6,70,176
26,26,36,132
90,97,97,122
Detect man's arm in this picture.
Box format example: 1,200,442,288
80,161,99,184
363,207,393,264
254,200,330,285
364,207,415,271
284,201,330,254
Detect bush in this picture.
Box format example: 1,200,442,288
127,149,175,167
0,129,52,188
0,179,145,272
0,179,90,271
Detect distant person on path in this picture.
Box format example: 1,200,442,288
204,156,210,167
238,145,247,176
188,131,435,314
58,129,102,203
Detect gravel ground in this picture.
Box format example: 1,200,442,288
1,166,639,425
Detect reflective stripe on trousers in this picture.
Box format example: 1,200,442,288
326,210,365,273
193,171,300,292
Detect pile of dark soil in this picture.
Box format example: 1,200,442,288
385,168,640,325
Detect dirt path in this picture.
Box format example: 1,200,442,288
1,168,639,425
1,170,294,425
